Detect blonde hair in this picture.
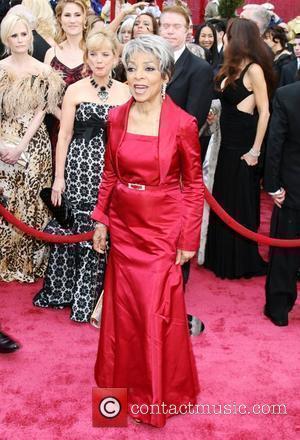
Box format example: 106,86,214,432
22,0,56,42
86,14,105,35
0,13,33,55
55,0,88,47
84,29,119,63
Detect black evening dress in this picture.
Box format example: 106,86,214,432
33,103,111,322
204,63,267,279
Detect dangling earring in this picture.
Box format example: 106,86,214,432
161,83,167,100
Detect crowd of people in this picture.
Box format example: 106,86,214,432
0,0,299,428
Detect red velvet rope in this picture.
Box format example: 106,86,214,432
0,187,300,247
204,188,300,248
0,203,93,243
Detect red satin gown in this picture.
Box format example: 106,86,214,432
92,97,204,427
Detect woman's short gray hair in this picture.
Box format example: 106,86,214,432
122,35,175,80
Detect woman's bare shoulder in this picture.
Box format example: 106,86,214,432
0,57,11,69
68,77,90,90
113,80,131,99
44,46,56,64
247,63,264,76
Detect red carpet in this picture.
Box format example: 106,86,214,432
1,193,299,439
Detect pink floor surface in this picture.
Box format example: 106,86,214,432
0,194,299,439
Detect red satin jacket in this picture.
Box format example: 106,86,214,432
92,95,204,251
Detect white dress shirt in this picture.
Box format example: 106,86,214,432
174,45,186,63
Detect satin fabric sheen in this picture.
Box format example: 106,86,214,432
92,96,204,427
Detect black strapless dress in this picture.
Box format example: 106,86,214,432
34,103,112,322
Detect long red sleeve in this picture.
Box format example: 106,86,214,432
177,116,204,251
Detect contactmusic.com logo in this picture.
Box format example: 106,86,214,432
92,388,128,427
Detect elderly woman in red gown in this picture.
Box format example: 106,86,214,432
92,35,204,428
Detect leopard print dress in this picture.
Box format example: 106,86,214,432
0,69,63,283
33,103,111,322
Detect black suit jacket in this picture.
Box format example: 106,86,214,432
280,58,298,86
264,81,300,209
32,31,51,62
167,47,213,129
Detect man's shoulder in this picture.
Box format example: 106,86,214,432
281,57,297,72
276,81,300,100
183,48,209,67
177,48,212,78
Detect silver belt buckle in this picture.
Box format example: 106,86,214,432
128,183,146,191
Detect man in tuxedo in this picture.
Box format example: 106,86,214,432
263,71,300,326
160,5,213,130
280,34,300,86
160,5,213,335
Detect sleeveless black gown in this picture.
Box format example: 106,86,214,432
204,64,267,279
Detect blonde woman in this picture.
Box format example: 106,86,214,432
33,30,130,323
45,0,88,165
0,13,63,282
45,0,87,81
22,0,56,46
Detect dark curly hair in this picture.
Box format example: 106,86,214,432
263,25,288,50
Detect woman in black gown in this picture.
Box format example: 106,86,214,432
204,18,276,279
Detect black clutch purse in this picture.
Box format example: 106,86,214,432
40,188,74,229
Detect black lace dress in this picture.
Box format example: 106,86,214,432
204,64,267,279
33,103,112,322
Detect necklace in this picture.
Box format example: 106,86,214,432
90,76,113,102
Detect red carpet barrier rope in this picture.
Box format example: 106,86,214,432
204,188,300,248
0,203,93,243
0,187,300,247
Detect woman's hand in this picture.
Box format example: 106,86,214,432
93,223,107,254
206,108,218,125
51,177,65,206
123,1,148,15
0,144,23,165
175,250,196,265
241,151,259,166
